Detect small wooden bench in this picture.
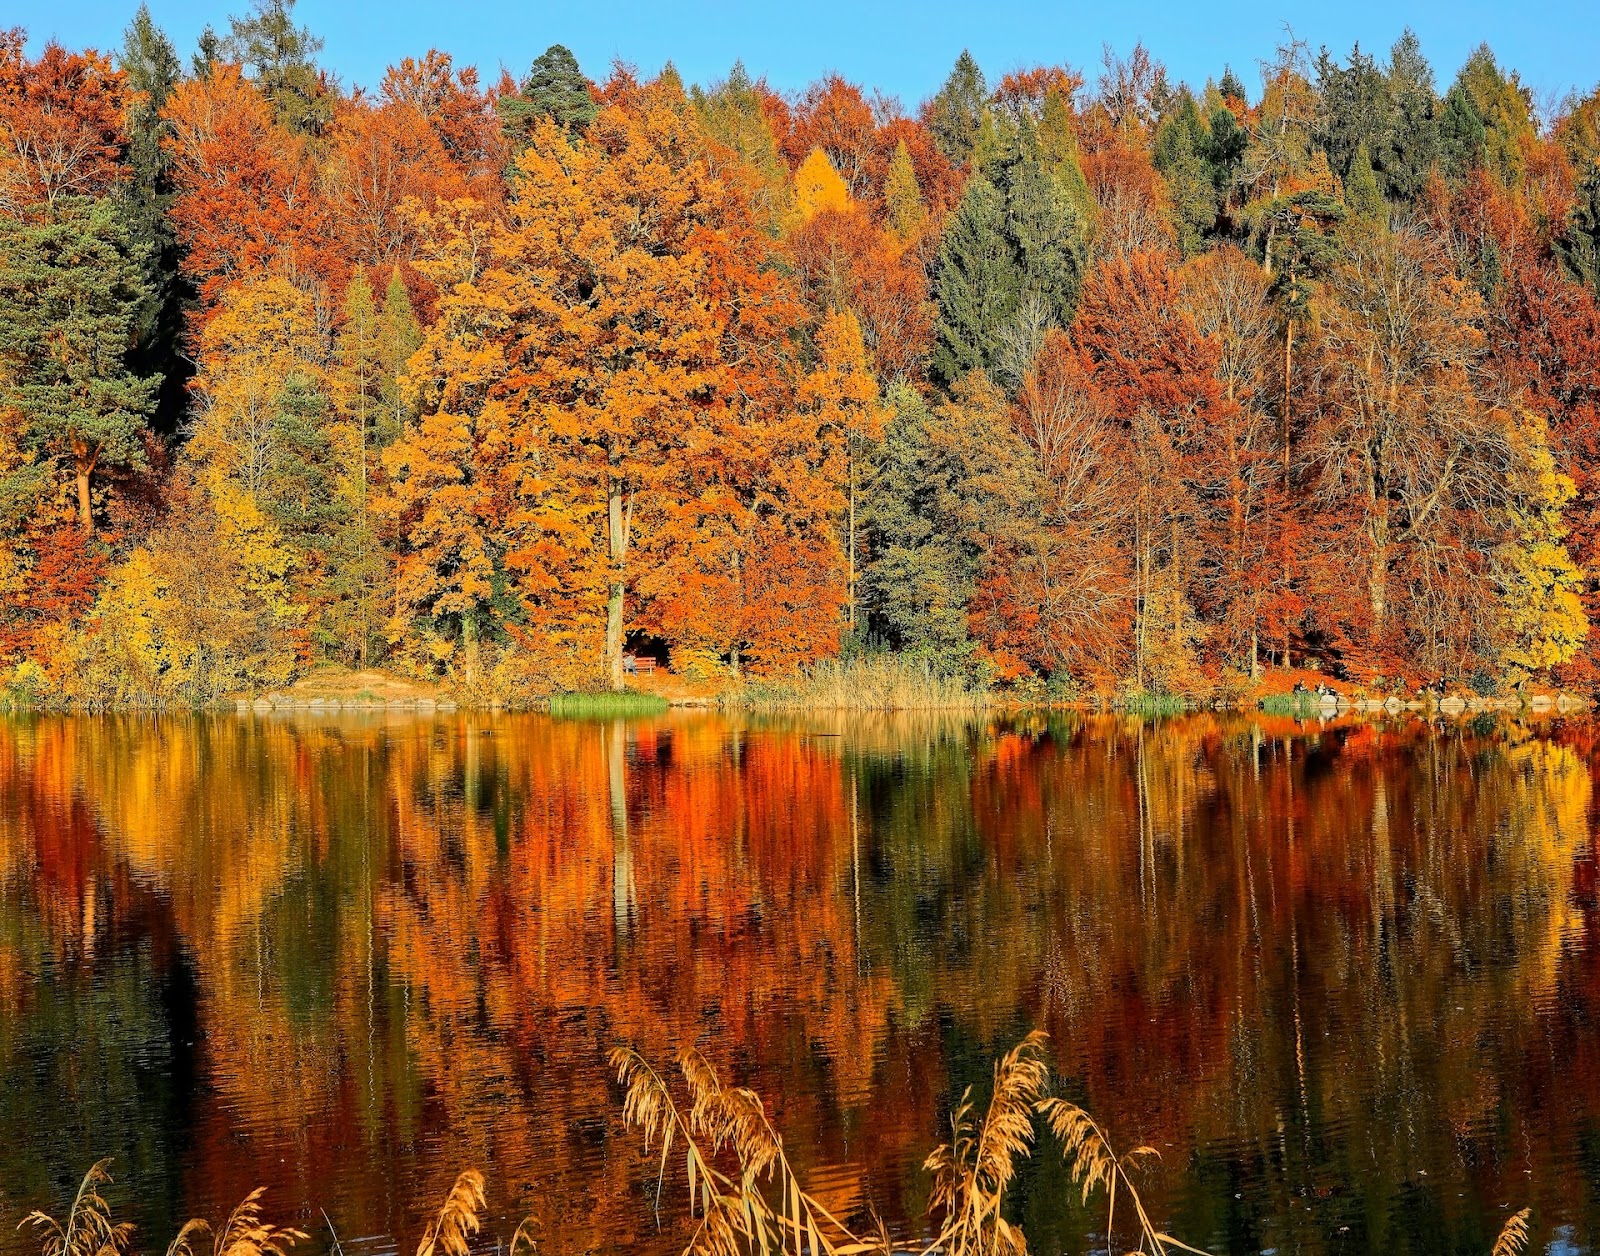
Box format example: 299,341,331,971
622,654,656,676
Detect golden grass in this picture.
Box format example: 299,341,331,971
611,1045,884,1256
737,656,989,712
36,1038,1526,1256
415,1171,485,1256
612,1031,1212,1256
164,1189,305,1256
1492,1209,1532,1256
923,1030,1050,1256
19,1160,136,1256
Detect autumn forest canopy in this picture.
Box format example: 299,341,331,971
5,0,1600,704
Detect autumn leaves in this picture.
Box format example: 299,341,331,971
3,9,1600,702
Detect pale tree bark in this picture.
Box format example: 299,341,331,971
606,482,634,690
71,436,97,533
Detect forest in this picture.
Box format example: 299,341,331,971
3,0,1600,705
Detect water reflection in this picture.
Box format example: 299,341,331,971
0,711,1596,1256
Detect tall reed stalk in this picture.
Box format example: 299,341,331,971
738,656,988,712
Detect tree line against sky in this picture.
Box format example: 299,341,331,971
4,0,1600,701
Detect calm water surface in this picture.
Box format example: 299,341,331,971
0,710,1597,1256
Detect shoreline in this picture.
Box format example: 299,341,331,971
0,691,1587,717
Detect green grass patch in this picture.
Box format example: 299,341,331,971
1257,692,1320,715
548,691,669,719
1117,691,1189,715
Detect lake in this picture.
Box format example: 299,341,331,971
0,710,1596,1256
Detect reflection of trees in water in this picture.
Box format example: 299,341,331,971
0,712,1595,1256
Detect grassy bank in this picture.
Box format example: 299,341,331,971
547,690,670,718
735,656,990,711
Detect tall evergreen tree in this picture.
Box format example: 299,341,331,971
376,268,422,449
1218,66,1248,104
1450,45,1534,184
1380,30,1439,203
1154,92,1218,254
1439,81,1488,179
932,124,1090,387
0,199,158,532
500,44,596,141
1315,43,1392,180
222,0,329,133
1001,126,1090,326
118,5,189,435
932,176,1014,384
924,51,989,166
1556,166,1600,297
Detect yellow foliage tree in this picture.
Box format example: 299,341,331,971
189,275,325,500
796,308,888,631
791,148,851,224
1496,411,1589,685
883,140,926,242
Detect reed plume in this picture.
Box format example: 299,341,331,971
416,1172,486,1256
923,1030,1051,1256
162,1190,305,1256
1491,1209,1531,1256
610,1044,883,1256
1036,1096,1205,1256
19,1160,135,1256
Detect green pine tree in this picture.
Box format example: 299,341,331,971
1154,92,1218,255
118,4,189,435
932,127,1090,387
1380,29,1439,203
0,198,158,533
377,268,422,448
932,177,1016,384
1438,83,1487,179
925,51,989,166
1556,165,1600,297
1345,141,1386,221
500,44,597,142
1453,43,1535,185
222,0,329,134
1002,130,1089,327
265,372,345,549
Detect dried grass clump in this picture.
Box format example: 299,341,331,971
923,1030,1210,1256
1492,1209,1532,1256
416,1171,486,1256
164,1189,306,1256
924,1030,1051,1256
611,1045,884,1256
20,1160,136,1256
21,1166,304,1256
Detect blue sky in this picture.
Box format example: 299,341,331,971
13,0,1600,113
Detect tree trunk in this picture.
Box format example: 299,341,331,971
606,485,631,691
848,447,857,634
1171,519,1181,640
72,438,97,533
1369,524,1389,630
462,607,478,691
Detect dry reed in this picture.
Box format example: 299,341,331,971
415,1171,486,1256
923,1030,1051,1256
19,1160,136,1256
1491,1209,1531,1256
163,1189,305,1256
737,657,989,712
611,1045,883,1256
